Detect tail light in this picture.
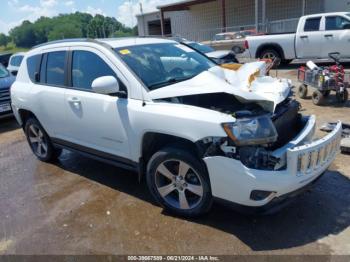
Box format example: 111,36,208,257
244,40,249,50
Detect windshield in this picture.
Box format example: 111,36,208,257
346,13,350,19
186,42,214,53
115,43,216,90
0,64,9,78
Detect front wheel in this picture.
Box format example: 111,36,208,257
298,84,308,99
312,90,325,106
25,118,62,162
146,147,213,217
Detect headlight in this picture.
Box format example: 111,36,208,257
222,115,278,146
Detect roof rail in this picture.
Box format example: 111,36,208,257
32,38,111,50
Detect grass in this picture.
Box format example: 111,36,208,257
0,43,29,54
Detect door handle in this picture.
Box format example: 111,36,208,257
324,34,333,37
67,97,81,108
300,35,308,39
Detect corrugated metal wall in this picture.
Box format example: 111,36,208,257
138,0,327,41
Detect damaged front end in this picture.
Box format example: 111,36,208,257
195,98,306,171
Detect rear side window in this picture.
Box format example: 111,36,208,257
27,55,42,83
71,50,125,91
10,55,24,67
304,17,321,32
46,51,66,86
326,16,350,30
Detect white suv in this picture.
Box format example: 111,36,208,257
11,38,342,217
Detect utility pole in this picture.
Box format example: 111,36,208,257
140,2,146,36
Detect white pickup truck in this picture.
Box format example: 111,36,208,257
246,12,350,64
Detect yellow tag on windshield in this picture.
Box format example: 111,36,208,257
119,49,131,55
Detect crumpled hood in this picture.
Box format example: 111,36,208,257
149,66,292,112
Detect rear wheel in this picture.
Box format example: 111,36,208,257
232,46,242,54
146,147,213,217
260,49,281,61
298,84,308,99
312,90,325,106
25,118,61,162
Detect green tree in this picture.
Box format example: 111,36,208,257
48,23,82,41
10,21,37,48
8,12,133,48
0,34,9,47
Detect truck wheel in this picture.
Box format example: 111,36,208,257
336,89,348,103
146,146,213,217
232,46,242,54
298,84,308,99
25,118,62,162
312,90,325,106
260,49,281,61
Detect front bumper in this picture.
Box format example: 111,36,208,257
204,116,342,207
0,101,13,119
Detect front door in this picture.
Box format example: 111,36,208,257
63,48,130,160
322,15,350,58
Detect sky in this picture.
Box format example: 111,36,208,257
1,0,179,34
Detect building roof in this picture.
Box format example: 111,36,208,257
157,0,216,12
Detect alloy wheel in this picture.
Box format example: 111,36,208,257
262,52,277,60
155,159,204,210
28,124,48,158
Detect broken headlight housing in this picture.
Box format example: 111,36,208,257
222,115,278,146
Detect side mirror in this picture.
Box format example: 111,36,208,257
342,23,350,29
92,76,120,95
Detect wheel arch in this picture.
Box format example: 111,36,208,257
17,109,38,128
256,43,285,60
138,132,204,181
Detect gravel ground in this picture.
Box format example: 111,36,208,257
0,67,349,255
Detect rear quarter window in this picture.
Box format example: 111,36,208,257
26,55,42,83
304,17,321,32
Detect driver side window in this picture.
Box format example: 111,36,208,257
71,50,126,92
326,16,350,30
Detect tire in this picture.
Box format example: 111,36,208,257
259,49,281,61
146,146,213,217
24,118,62,162
336,89,349,103
232,46,242,54
298,84,308,99
312,90,325,106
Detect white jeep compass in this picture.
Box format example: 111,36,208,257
11,38,342,217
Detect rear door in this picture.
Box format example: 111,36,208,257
322,15,350,57
63,47,131,160
295,16,323,58
29,49,68,138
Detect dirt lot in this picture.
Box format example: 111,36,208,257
0,68,349,255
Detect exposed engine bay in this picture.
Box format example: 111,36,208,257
159,93,305,171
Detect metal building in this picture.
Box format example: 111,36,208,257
137,0,350,41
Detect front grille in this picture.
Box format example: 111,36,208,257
0,89,10,103
297,134,341,174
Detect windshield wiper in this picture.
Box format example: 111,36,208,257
148,76,196,90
